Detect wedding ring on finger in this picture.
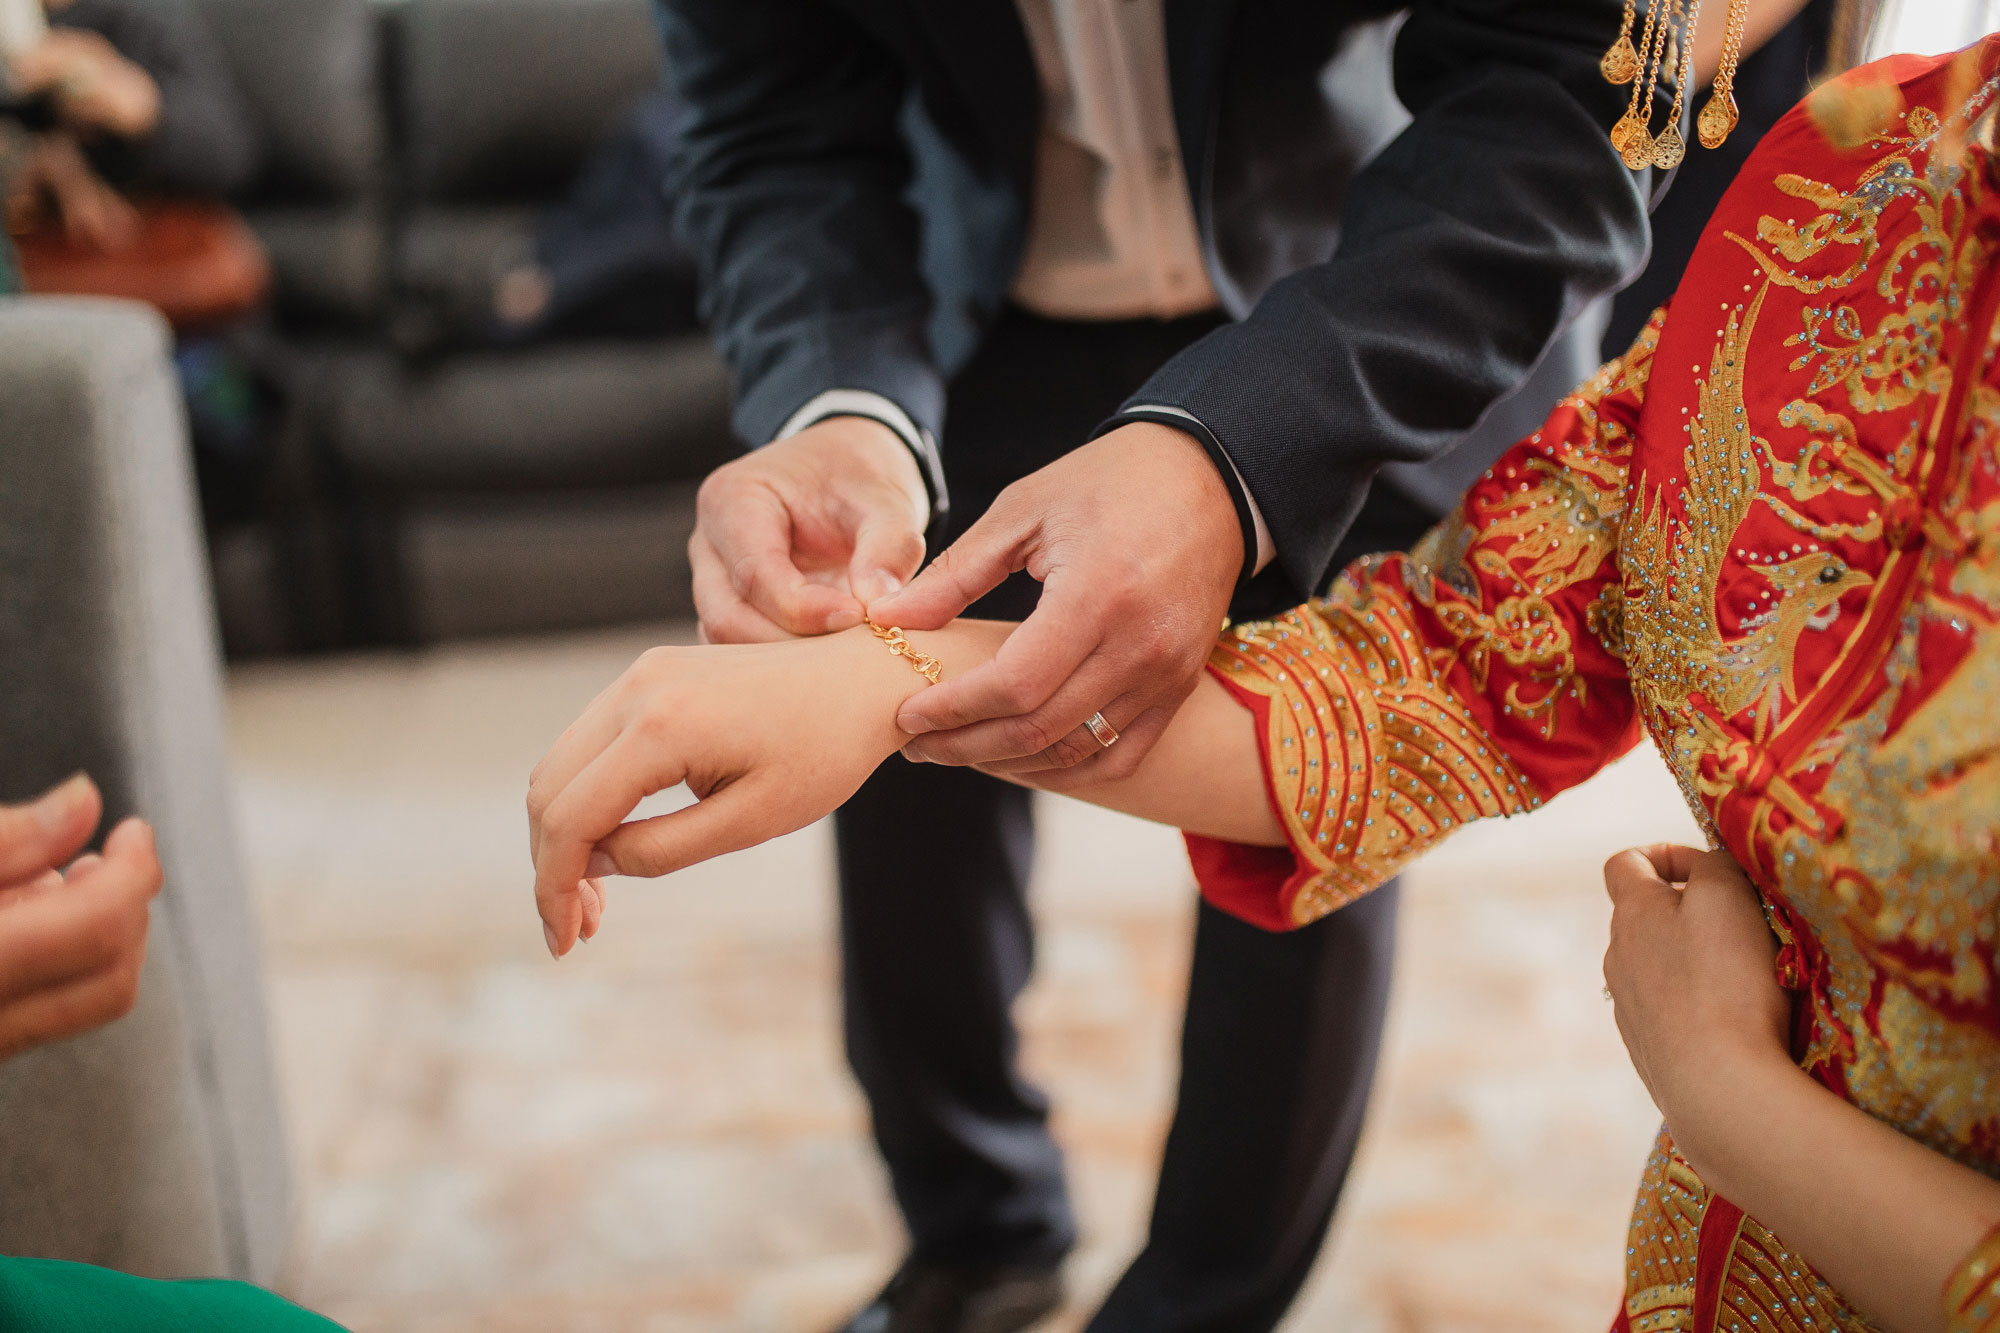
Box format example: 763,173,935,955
1084,712,1120,749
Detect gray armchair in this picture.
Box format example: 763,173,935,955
0,297,292,1282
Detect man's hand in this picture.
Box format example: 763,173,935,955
0,775,162,1062
867,422,1243,781
690,416,929,643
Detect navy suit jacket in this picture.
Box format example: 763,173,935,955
660,0,1664,602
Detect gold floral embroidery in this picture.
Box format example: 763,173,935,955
1951,497,2000,609
1588,582,1628,660
1212,595,1542,925
1614,70,2000,1333
1209,315,1657,922
1773,622,2000,1160
1432,593,1582,737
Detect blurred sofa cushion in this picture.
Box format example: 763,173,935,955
319,337,735,491
244,203,385,324
388,205,537,352
395,0,662,204
192,0,384,202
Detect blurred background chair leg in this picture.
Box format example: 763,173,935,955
0,296,295,1285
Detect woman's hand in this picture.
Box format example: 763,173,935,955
9,28,161,139
525,625,997,959
1602,845,1793,1170
0,775,163,1062
1604,845,2000,1333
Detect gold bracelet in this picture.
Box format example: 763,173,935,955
864,618,942,684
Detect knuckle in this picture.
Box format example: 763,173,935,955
995,672,1041,717
615,833,668,879
631,708,677,746
1135,623,1182,668
728,554,762,601
637,645,680,672
1010,716,1064,756
694,465,742,512
1035,734,1092,771
538,801,576,843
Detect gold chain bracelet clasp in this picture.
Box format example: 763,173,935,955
864,617,943,684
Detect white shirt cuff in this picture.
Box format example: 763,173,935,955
776,389,939,526
1125,403,1276,574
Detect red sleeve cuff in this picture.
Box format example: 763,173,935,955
1182,671,1313,932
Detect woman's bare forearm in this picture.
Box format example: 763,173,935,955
910,621,1283,845
1678,1043,2000,1333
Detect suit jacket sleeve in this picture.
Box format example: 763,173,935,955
658,0,944,448
1112,0,1662,604
1190,312,1661,932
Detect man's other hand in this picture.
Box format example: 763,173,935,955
0,775,162,1062
868,422,1242,780
690,416,929,643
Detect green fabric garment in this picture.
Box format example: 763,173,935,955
0,1257,348,1332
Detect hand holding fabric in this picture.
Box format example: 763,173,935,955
1601,844,1791,1146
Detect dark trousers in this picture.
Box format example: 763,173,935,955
833,307,1412,1331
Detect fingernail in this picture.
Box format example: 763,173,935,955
898,711,934,737
33,774,91,833
543,921,563,960
585,851,616,878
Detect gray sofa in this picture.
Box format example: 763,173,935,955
0,297,291,1283
188,0,736,654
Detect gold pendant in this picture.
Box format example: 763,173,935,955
1600,34,1640,84
1651,125,1686,170
1617,117,1656,169
1697,88,1739,148
1609,112,1642,155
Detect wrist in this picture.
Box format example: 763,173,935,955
1099,414,1259,586
830,618,1012,756
1661,1034,1803,1191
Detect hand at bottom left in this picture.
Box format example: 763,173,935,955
0,775,163,1062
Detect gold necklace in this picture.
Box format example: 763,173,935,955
1601,0,1753,166
1699,0,1750,148
1602,0,1641,83
1616,0,1679,168
1653,0,1701,167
